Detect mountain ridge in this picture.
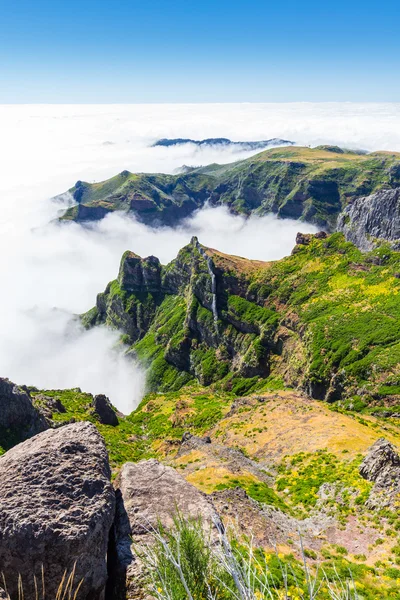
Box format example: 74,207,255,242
82,231,400,407
58,145,400,230
152,137,294,149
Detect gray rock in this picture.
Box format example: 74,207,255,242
359,437,400,508
118,252,162,294
175,433,212,457
0,422,115,600
0,377,48,449
337,188,400,251
181,431,211,444
92,394,119,426
110,459,218,599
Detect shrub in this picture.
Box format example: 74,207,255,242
140,513,381,600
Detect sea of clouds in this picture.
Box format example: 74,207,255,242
1,103,399,412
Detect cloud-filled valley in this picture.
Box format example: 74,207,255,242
1,102,400,412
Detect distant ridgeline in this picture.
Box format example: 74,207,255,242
152,137,294,149
82,232,400,405
58,145,400,231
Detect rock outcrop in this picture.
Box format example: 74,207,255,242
0,378,48,449
292,230,327,253
117,252,162,294
0,422,115,600
337,188,400,251
359,438,400,508
110,459,218,599
92,394,119,426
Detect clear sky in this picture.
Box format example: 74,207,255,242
1,0,399,103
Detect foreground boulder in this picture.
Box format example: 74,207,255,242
110,459,218,599
359,438,400,508
0,377,48,449
0,422,115,600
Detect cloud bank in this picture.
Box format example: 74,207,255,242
1,102,396,412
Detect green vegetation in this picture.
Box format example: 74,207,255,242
226,295,279,330
129,389,231,443
276,450,372,518
60,146,400,229
142,514,400,600
81,231,400,402
133,295,194,391
258,233,400,400
215,476,287,511
31,388,155,470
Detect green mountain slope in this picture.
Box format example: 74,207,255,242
60,146,400,229
83,232,400,408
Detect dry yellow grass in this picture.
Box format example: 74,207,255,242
208,391,400,461
186,466,259,493
254,146,371,164
206,248,270,274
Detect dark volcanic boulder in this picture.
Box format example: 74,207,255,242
337,188,400,251
110,459,218,599
359,438,400,508
92,394,119,426
0,377,48,449
0,422,115,600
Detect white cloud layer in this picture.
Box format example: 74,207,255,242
1,102,397,412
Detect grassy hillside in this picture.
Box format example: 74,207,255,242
28,384,400,598
59,146,400,229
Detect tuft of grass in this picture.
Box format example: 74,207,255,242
139,513,398,600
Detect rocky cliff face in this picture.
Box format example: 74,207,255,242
0,378,48,450
337,188,400,251
117,252,162,293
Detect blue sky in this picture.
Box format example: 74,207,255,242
1,0,399,102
